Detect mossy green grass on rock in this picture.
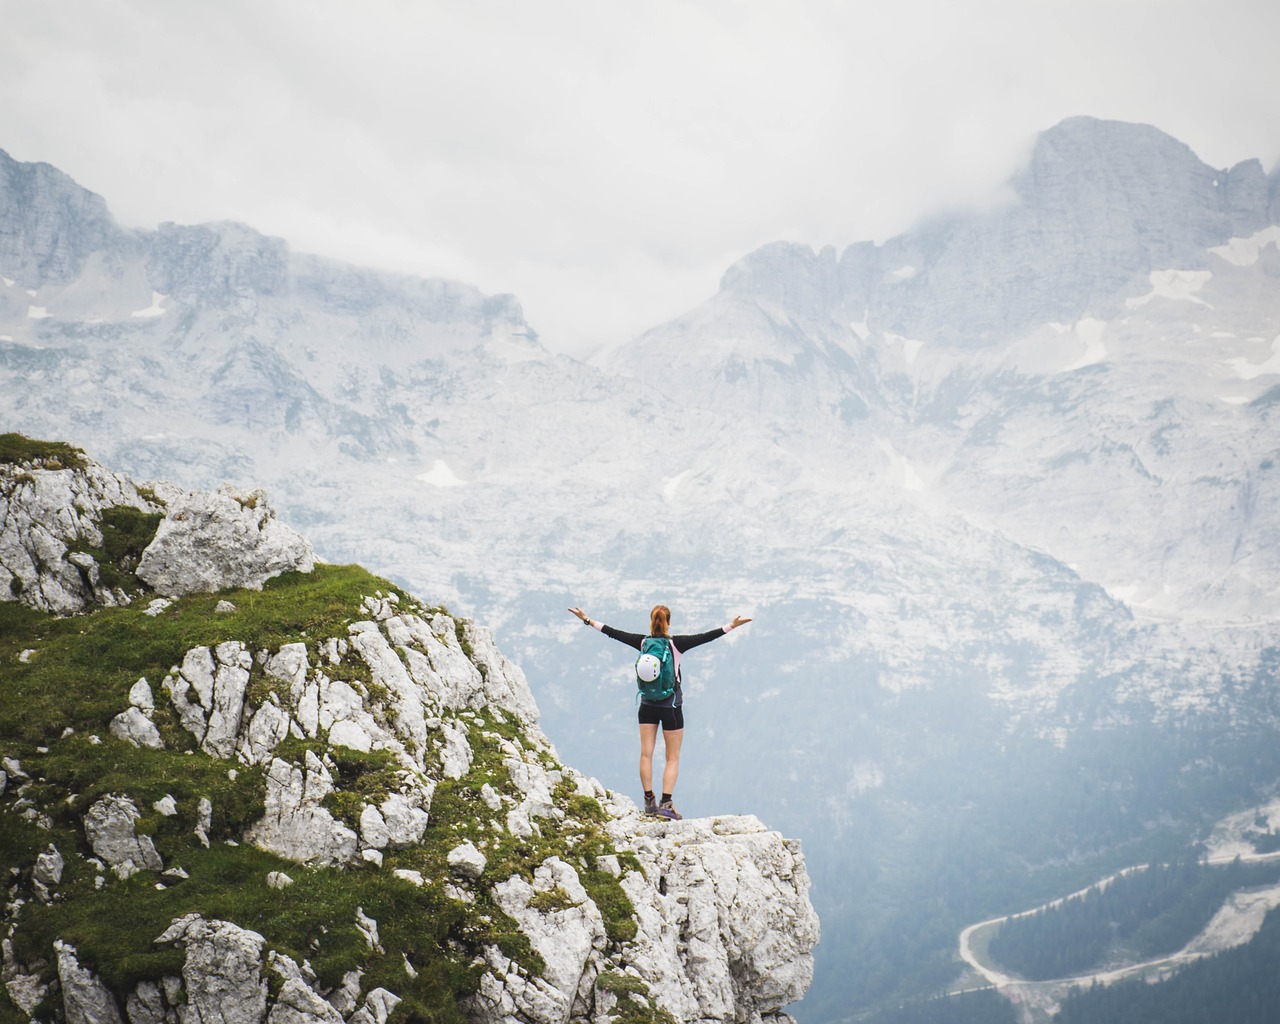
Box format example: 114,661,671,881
0,433,88,471
595,971,677,1024
7,804,477,1021
322,746,405,830
0,561,643,1024
67,505,164,596
0,565,403,745
0,564,480,1020
421,715,639,948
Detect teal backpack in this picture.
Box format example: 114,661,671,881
635,636,676,703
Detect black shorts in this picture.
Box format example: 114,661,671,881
638,702,684,731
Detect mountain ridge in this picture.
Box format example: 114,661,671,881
702,116,1279,346
3,116,1280,1022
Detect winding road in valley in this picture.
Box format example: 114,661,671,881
955,848,1280,1024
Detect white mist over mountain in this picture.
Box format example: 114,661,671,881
3,2,1279,357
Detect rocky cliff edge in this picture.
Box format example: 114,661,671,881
0,436,819,1024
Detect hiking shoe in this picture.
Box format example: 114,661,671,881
655,800,682,821
643,794,659,816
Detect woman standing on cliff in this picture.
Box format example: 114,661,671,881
567,603,752,821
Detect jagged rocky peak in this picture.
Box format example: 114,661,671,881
0,146,535,348
146,220,292,305
1021,115,1276,226
143,219,530,332
0,149,131,288
709,116,1280,344
0,437,819,1024
1001,115,1275,268
718,241,841,321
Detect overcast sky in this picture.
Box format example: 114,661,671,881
2,0,1278,356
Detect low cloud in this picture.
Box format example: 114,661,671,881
2,0,1277,355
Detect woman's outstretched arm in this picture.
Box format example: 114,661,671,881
672,614,753,651
568,607,645,650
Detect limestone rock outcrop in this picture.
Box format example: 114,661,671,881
136,485,314,596
468,812,818,1024
83,794,165,880
0,448,157,614
0,449,819,1024
616,815,819,1023
0,444,313,614
55,941,125,1024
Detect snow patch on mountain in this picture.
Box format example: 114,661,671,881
1063,317,1108,370
1125,269,1214,309
1224,336,1280,380
417,460,467,487
663,470,691,502
875,439,929,491
130,291,167,318
884,332,923,366
1209,225,1280,266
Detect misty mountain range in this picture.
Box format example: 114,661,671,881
3,115,1279,1022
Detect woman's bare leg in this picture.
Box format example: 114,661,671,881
661,727,684,796
638,722,659,793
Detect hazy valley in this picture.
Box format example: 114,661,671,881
3,115,1280,1022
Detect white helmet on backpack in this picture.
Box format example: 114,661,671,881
635,652,662,683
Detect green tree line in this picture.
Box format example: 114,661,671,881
988,857,1280,980
863,988,1016,1024
1055,904,1280,1024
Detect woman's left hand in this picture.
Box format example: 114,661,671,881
730,615,753,629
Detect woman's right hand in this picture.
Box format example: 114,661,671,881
568,606,589,622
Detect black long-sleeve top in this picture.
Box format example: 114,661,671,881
590,622,732,707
